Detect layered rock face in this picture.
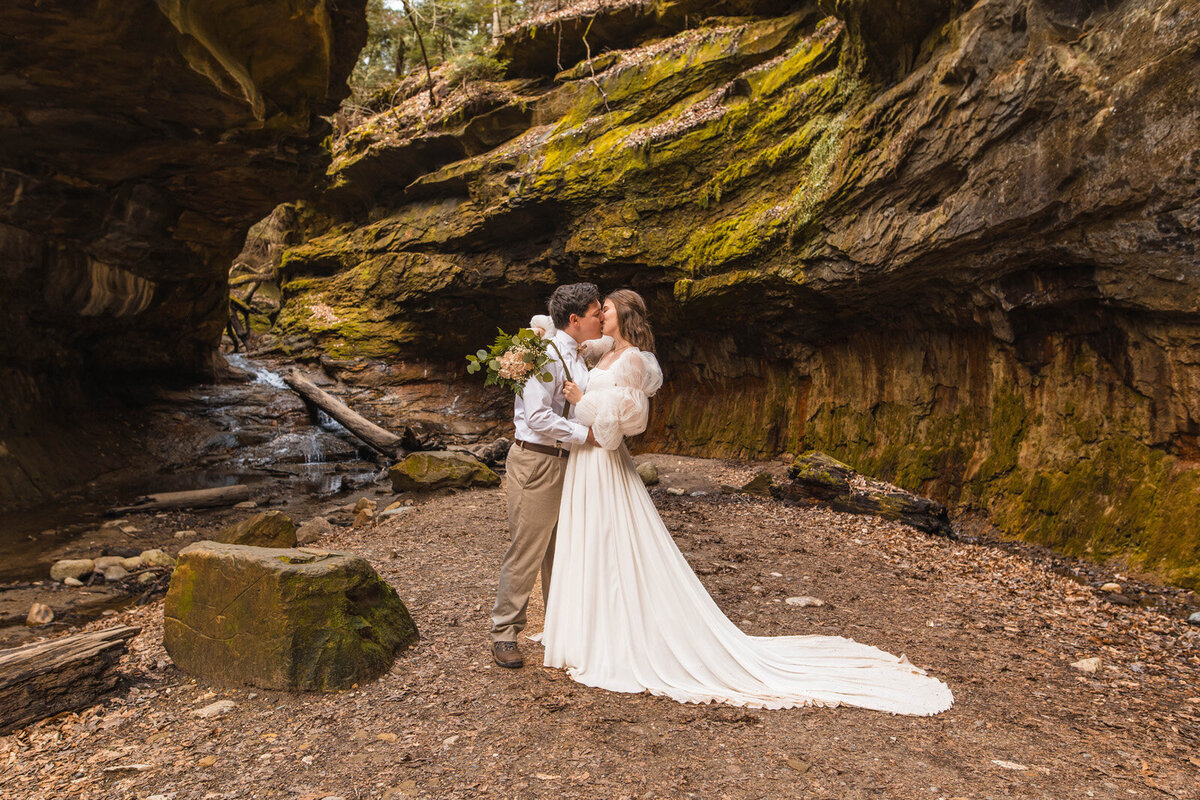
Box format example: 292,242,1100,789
275,0,1200,584
0,0,366,507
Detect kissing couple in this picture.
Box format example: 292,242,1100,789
488,283,953,715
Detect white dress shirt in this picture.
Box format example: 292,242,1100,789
513,329,591,448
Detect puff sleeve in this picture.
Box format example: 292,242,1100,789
575,350,663,450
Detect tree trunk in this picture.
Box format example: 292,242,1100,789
399,0,437,107
111,485,250,515
0,626,140,734
492,0,502,48
283,369,413,459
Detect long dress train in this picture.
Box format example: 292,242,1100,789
541,348,954,715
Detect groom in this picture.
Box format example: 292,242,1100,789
489,282,603,668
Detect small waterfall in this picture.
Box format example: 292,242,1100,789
226,353,288,389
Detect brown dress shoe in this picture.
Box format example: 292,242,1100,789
492,641,524,668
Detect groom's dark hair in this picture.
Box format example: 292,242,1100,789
548,282,600,330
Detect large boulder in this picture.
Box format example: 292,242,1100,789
163,542,417,691
216,511,297,548
389,452,500,493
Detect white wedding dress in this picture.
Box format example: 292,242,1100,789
540,347,954,715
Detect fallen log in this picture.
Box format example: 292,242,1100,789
283,369,412,458
111,484,250,515
777,451,953,536
0,625,140,734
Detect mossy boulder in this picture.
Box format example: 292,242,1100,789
216,511,297,548
782,451,951,536
163,542,417,691
389,452,500,492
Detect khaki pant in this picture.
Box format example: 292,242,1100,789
489,443,567,643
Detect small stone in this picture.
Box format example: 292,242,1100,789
50,558,94,582
666,487,686,496
376,732,398,742
637,462,659,486
197,755,218,768
103,565,129,581
1071,657,1101,673
233,500,258,509
353,498,377,528
174,530,195,539
297,516,335,544
1187,612,1200,626
1100,582,1122,593
138,571,157,585
64,577,84,587
120,556,146,571
193,700,236,718
26,603,54,627
379,505,415,519
785,596,825,607
140,549,176,568
1106,593,1135,607
118,525,140,534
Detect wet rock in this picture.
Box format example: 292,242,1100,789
164,542,418,691
26,603,54,627
389,452,499,493
297,517,335,545
215,511,297,549
50,559,94,582
637,462,660,486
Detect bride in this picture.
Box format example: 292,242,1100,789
535,289,953,716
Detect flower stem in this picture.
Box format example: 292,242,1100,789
545,341,573,418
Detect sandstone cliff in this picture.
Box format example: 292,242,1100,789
0,0,367,507
274,0,1199,584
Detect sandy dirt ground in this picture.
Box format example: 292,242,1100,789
3,455,1199,800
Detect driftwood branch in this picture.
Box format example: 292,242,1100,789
283,369,412,458
0,626,140,733
111,484,250,515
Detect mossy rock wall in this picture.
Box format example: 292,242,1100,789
269,0,1200,584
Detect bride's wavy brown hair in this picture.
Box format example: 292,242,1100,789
607,289,655,353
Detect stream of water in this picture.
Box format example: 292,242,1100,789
0,354,384,584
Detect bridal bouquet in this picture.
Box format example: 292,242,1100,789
467,327,576,414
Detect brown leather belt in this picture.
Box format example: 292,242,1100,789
515,438,568,458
